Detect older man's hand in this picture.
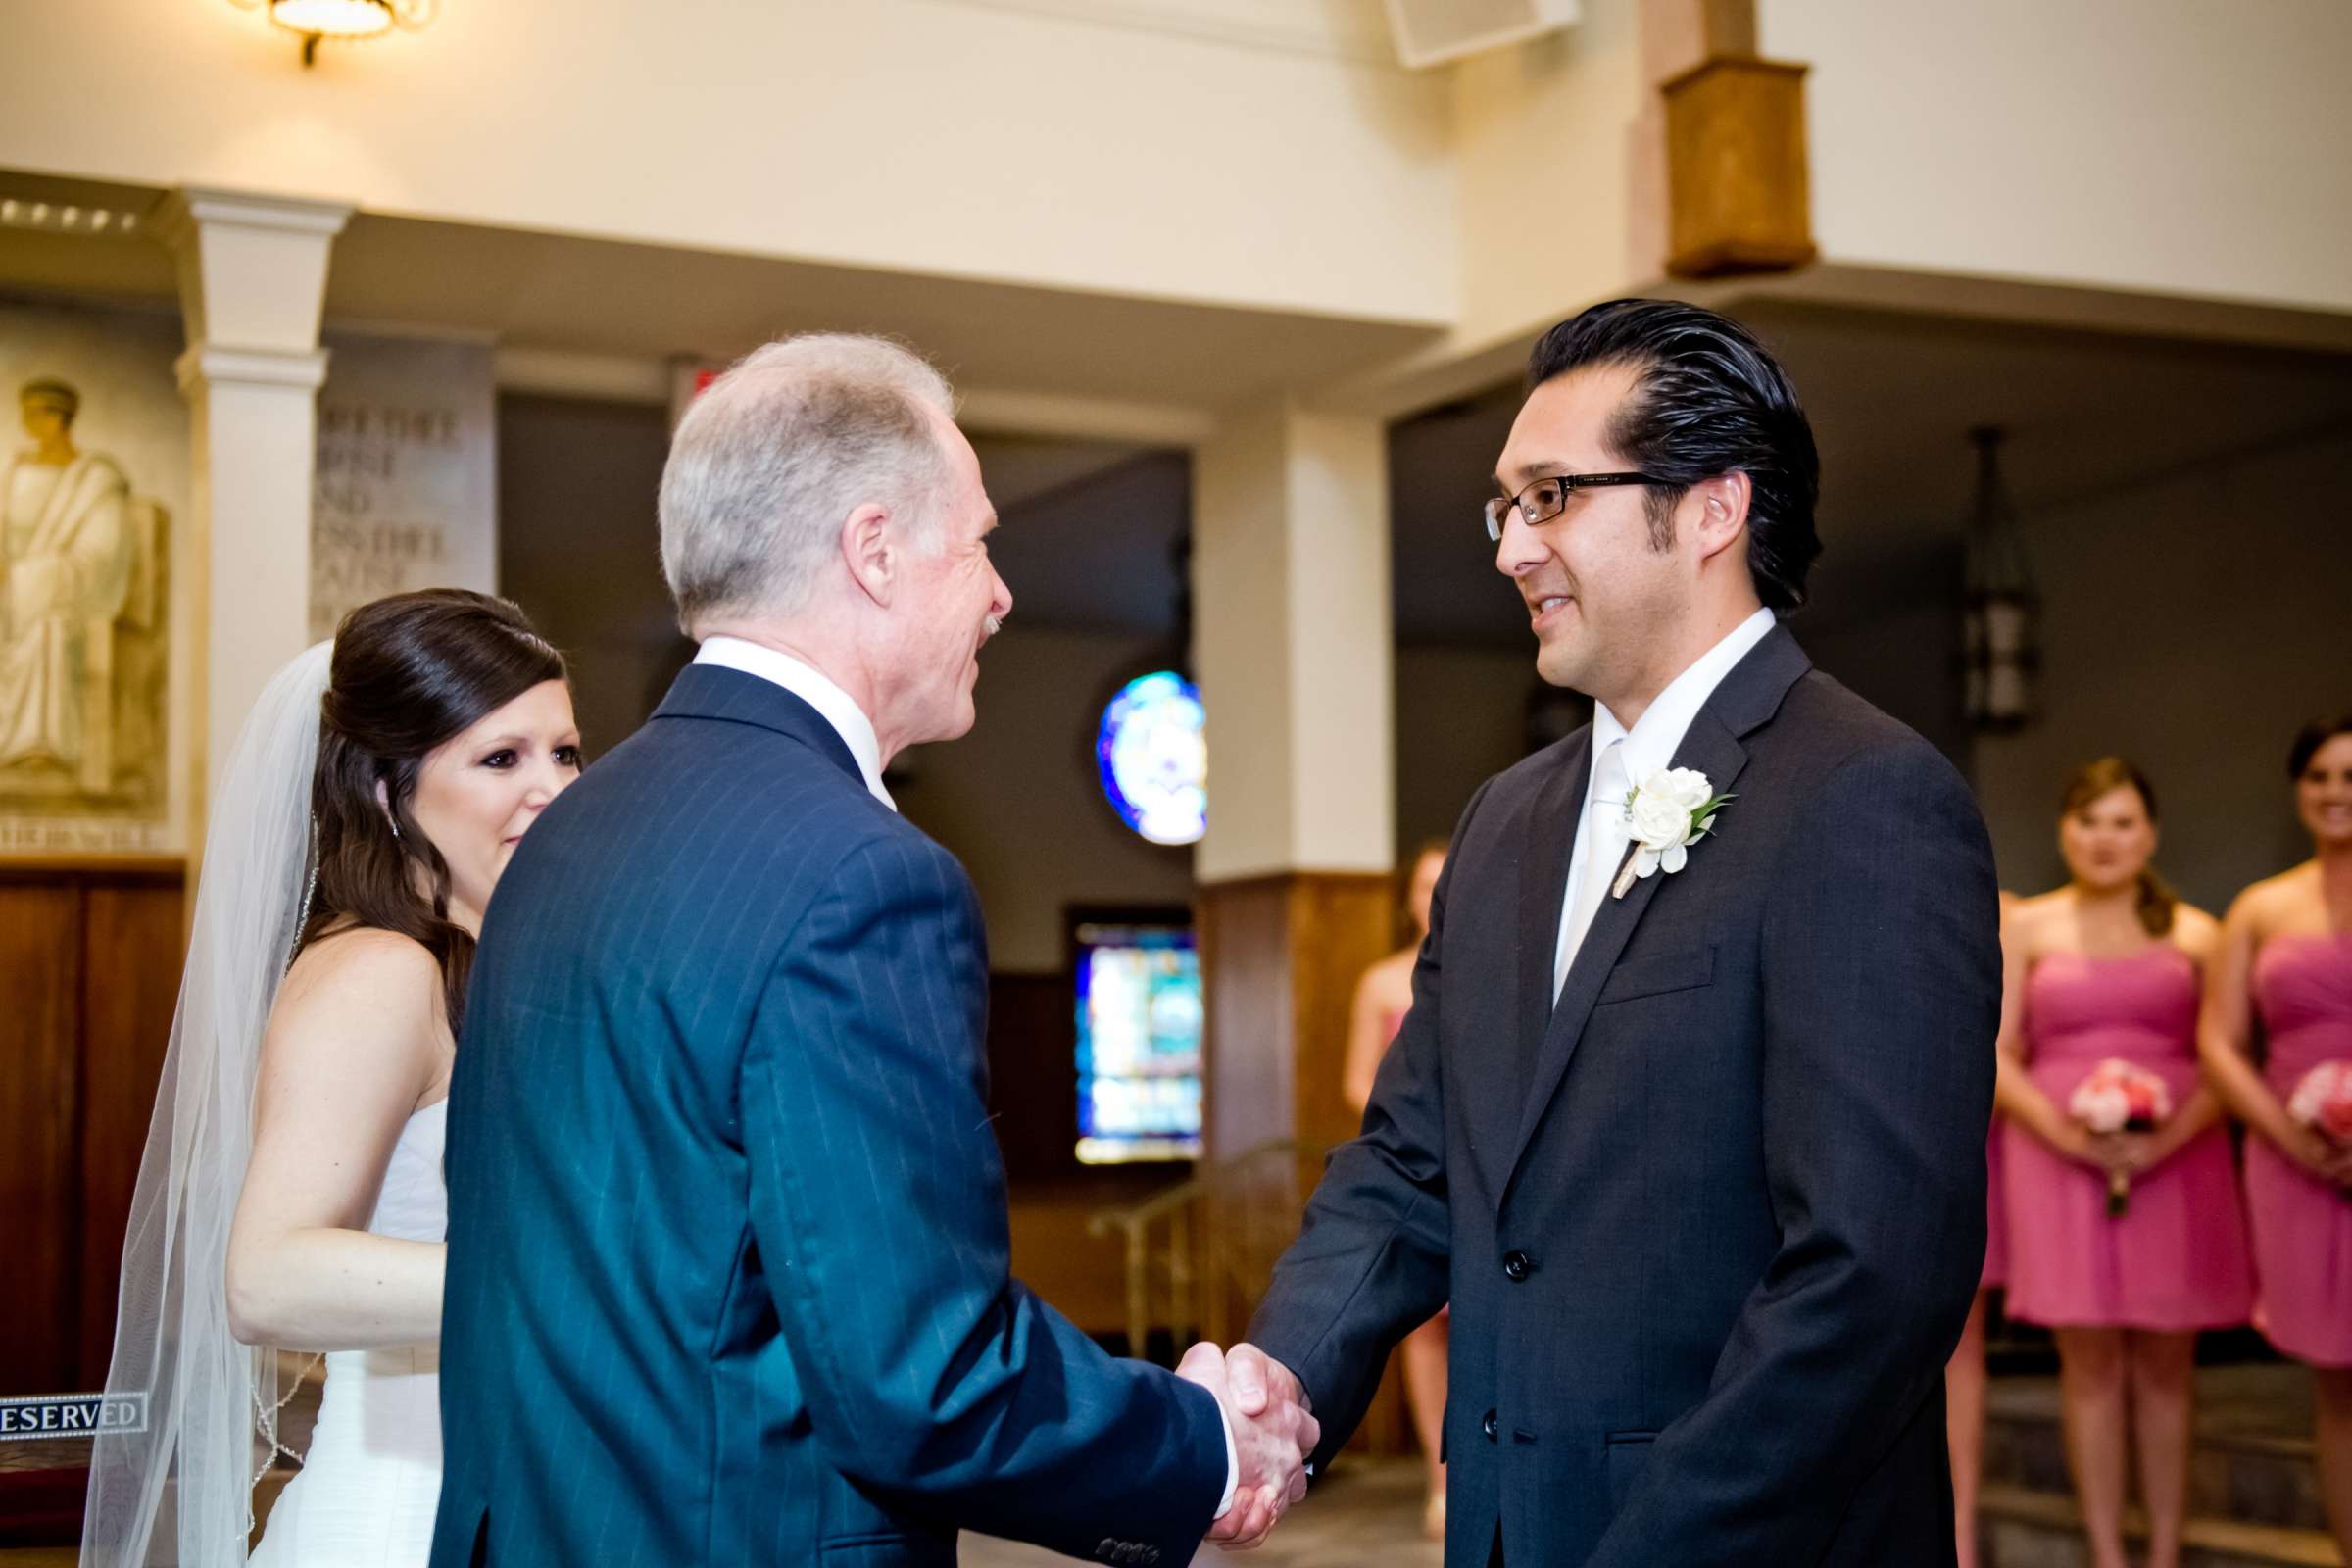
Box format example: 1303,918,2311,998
1175,1341,1318,1551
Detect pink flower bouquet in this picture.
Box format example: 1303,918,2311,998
2069,1057,2173,1217
2287,1060,2352,1152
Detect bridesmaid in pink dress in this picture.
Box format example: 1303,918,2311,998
1996,760,2252,1568
2199,716,2352,1559
1342,840,1450,1540
1946,889,2018,1568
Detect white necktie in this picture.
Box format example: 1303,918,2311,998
1555,738,1630,1000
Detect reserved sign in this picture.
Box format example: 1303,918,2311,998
0,1392,147,1441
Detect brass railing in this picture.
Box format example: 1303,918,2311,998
1086,1139,1326,1358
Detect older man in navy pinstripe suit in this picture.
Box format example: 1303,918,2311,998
431,336,1316,1568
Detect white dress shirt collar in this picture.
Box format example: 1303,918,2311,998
693,636,896,810
1591,606,1780,790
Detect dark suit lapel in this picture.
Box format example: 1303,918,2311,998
1476,730,1590,1202
1515,730,1590,1071
1501,626,1810,1197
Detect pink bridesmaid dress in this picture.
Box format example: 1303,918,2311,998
2002,947,2254,1330
2244,933,2352,1366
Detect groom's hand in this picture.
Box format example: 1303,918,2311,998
1215,1341,1317,1549
1220,1342,1308,1425
1176,1342,1318,1551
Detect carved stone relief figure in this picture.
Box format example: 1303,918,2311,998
0,377,169,812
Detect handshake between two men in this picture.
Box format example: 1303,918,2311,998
1176,1342,1318,1551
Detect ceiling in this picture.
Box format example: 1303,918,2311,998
0,168,1441,412
11,169,2350,652
526,299,2352,644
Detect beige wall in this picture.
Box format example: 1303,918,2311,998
896,625,1197,973
13,0,2352,396
1973,429,2352,911
1194,404,1395,882
1446,0,1648,355
0,0,1455,327
1764,0,2352,315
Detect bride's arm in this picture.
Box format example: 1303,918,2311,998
224,928,448,1350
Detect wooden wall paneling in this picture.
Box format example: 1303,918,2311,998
1199,871,1392,1157
1004,1194,1133,1342
76,876,185,1385
1197,876,1295,1161
1281,874,1394,1155
1277,873,1402,1454
1197,870,1408,1454
0,880,87,1396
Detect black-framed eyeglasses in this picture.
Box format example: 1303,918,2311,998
1484,472,1665,542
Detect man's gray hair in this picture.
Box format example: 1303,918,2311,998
660,333,956,633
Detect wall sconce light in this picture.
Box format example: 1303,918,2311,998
1960,425,2040,733
232,0,436,67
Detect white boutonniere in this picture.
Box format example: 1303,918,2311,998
1612,767,1735,899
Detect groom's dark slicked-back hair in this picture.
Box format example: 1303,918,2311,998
1529,299,1823,611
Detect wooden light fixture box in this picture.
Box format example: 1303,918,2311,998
1661,54,1816,278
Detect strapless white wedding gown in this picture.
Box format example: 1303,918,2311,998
249,1099,447,1568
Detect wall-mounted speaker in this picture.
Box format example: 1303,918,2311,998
1382,0,1581,69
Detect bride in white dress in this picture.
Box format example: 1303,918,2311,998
82,589,579,1567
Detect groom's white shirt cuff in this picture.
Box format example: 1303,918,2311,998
694,636,896,810
1217,1404,1239,1516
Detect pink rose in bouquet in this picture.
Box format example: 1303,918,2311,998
2068,1058,2173,1216
2287,1060,2352,1148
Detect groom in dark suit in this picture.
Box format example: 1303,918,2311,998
433,335,1314,1568
1225,301,2000,1566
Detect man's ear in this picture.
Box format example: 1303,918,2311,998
840,502,897,608
1690,471,1752,564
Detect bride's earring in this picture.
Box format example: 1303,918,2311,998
374,777,403,845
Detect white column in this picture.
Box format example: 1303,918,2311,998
1193,402,1395,881
151,188,349,840
1191,403,1396,1163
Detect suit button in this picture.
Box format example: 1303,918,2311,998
1502,1249,1534,1282
1481,1408,1498,1443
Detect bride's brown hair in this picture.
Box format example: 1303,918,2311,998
297,589,567,1026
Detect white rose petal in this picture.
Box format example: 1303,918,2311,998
1626,789,1691,848
1613,767,1728,885
1654,768,1714,814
